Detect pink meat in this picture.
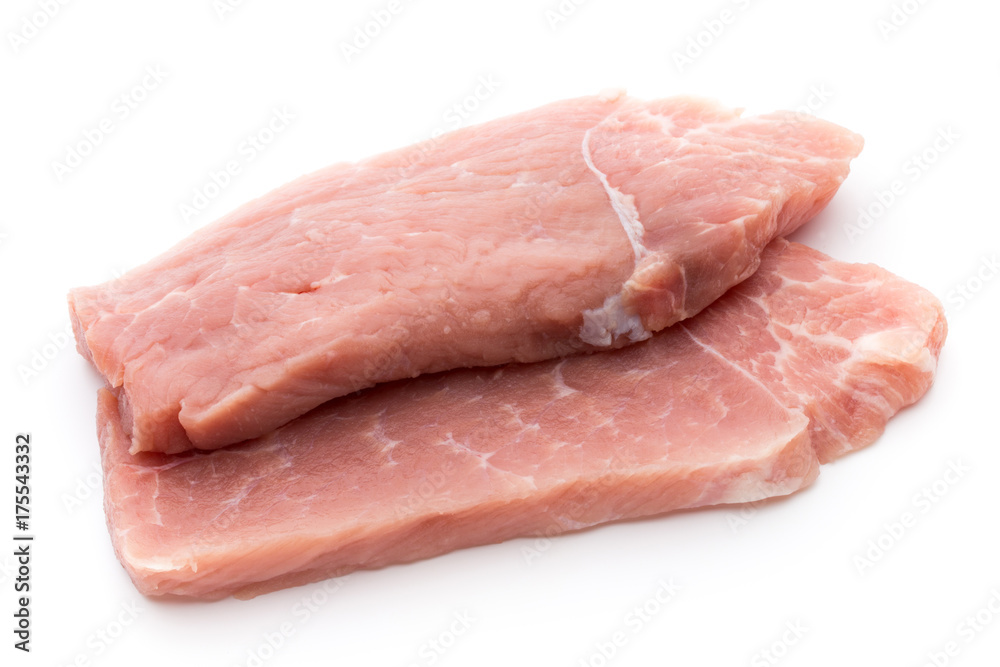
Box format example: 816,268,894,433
70,92,863,454
96,240,945,600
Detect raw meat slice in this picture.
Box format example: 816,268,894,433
70,92,863,454
96,240,945,600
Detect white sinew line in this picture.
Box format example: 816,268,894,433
581,126,648,262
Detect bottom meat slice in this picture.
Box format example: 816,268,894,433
96,239,946,600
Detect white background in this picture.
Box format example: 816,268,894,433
2,1,999,666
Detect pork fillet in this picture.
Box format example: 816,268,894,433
71,92,863,454
97,240,944,600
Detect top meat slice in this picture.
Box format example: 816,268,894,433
68,92,864,454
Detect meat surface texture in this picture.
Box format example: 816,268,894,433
96,240,945,600
70,92,863,454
